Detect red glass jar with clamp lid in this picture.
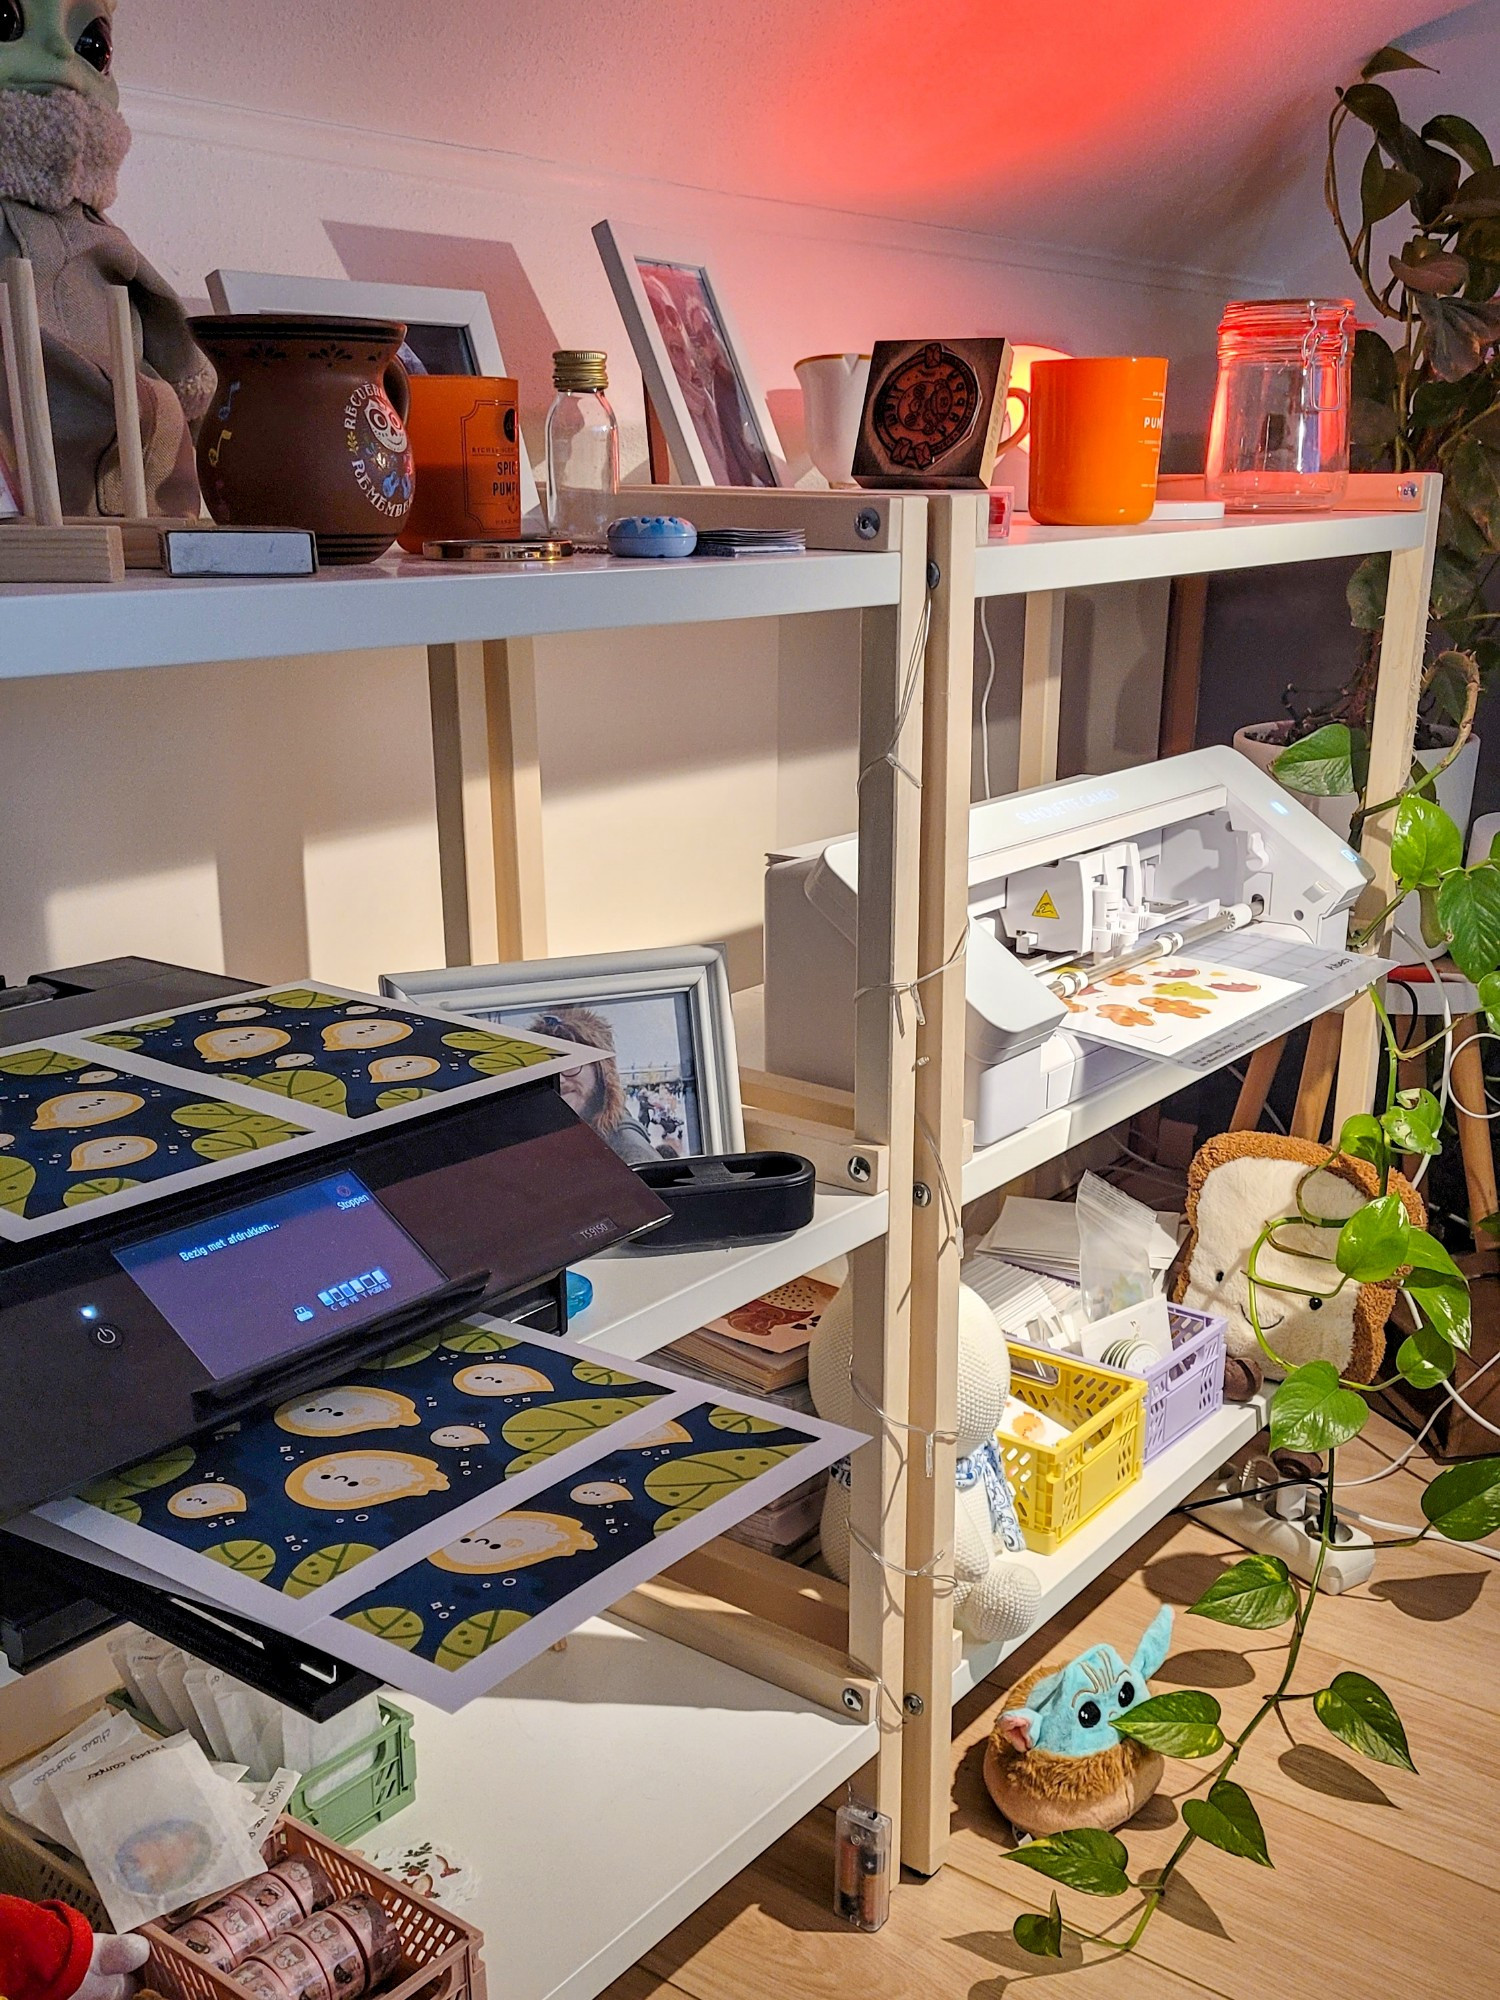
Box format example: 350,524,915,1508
1205,298,1355,510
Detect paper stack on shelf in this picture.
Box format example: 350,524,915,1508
980,1194,1181,1279
959,1250,1085,1349
693,526,806,557
663,1276,838,1393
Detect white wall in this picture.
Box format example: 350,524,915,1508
0,45,1276,992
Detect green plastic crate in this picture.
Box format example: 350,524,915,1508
288,1698,416,1844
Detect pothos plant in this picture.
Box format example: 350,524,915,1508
1006,751,1500,1959
1280,43,1500,749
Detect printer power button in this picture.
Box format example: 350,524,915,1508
91,1324,121,1348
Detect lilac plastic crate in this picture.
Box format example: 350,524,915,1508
1141,1305,1227,1461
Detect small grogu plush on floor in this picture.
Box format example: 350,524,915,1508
809,1279,1040,1646
984,1607,1173,1836
1172,1132,1424,1385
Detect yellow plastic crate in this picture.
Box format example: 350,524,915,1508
1000,1343,1146,1554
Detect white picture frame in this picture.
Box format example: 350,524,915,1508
382,945,745,1163
206,268,542,523
592,219,789,489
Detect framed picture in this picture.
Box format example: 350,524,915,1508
381,945,744,1166
206,268,542,522
592,219,788,489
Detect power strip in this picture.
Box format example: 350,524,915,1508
1189,1478,1375,1593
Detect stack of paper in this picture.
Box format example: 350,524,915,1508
959,1252,1086,1349
693,526,806,557
980,1195,1181,1279
664,1276,838,1392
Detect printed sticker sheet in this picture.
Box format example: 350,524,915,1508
9,1316,861,1702
0,984,595,1244
1058,959,1304,1061
319,1397,843,1711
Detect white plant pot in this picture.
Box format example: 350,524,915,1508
1233,723,1480,944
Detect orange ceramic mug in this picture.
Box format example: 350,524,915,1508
399,375,522,552
1028,357,1168,526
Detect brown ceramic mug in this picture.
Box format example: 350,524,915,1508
190,314,415,562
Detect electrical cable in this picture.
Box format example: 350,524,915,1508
978,597,998,801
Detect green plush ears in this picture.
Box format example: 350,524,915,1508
1131,1605,1174,1685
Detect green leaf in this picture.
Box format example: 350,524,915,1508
1479,970,1500,1031
1403,1228,1465,1280
1406,1269,1473,1354
1421,1456,1500,1540
1352,326,1398,404
0,1156,37,1218
1188,1553,1299,1630
1430,543,1481,618
1447,435,1500,542
1361,46,1435,80
1314,1672,1416,1771
1382,1094,1441,1155
1411,375,1479,428
1006,1828,1130,1897
1427,650,1477,725
1271,723,1357,796
0,1047,87,1076
1340,80,1402,139
1424,114,1493,176
1391,249,1469,295
1361,144,1422,228
1335,1193,1411,1280
1391,792,1463,887
1446,165,1500,222
1348,551,1392,631
1417,295,1500,381
1396,1322,1455,1389
1112,1690,1224,1759
1384,1112,1448,1160
1437,864,1500,978
1270,1361,1370,1453
1182,1780,1273,1867
235,1068,349,1114
62,1175,142,1208
1337,1112,1386,1169
1012,1894,1064,1959
265,987,345,1010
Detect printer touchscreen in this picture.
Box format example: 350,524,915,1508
115,1173,446,1381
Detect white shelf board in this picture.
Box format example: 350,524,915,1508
976,507,1426,599
0,548,902,681
963,1057,1197,1204
364,1612,875,2000
572,1187,888,1360
953,1394,1268,1700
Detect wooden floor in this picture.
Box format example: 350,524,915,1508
605,1416,1500,2000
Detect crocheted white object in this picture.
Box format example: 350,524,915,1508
809,1280,1039,1645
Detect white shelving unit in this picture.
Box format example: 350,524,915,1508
0,517,928,2000
898,479,1444,1875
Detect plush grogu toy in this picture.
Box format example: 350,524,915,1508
1171,1132,1424,1384
0,0,210,514
809,1278,1040,1646
984,1607,1173,1835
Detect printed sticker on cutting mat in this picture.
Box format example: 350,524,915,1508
1057,960,1303,1061
21,1319,688,1634
84,985,575,1121
0,1045,313,1240
323,1398,848,1709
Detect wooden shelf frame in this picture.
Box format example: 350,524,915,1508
898,476,1444,1876
0,516,929,2000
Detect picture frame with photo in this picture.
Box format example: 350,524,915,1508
381,946,744,1167
592,219,789,489
205,268,542,522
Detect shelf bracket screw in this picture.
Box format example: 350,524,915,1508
926,558,942,590
848,1154,873,1184
903,1692,925,1716
913,1182,932,1207
842,1686,866,1714
855,508,880,541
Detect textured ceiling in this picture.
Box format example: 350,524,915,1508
120,0,1488,273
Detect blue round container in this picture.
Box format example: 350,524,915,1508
606,514,697,559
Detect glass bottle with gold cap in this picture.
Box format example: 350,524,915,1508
545,349,619,546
